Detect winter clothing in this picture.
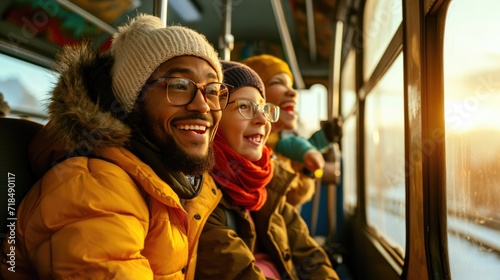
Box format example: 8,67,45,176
276,135,317,163
241,54,293,85
242,51,333,204
0,38,221,279
210,133,273,211
196,159,339,280
207,60,272,212
221,60,265,97
111,14,222,112
242,54,318,207
3,147,221,279
275,130,331,167
267,132,318,207
195,58,336,279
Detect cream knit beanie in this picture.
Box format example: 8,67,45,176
111,14,222,112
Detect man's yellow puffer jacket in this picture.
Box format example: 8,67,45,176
0,42,221,279
3,147,221,279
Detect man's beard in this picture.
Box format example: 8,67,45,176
129,105,216,176
156,133,215,176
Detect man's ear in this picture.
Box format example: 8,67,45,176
124,90,146,127
132,90,147,113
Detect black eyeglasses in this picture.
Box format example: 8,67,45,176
227,99,280,123
145,77,232,111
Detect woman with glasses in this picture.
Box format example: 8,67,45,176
195,61,339,280
242,54,335,208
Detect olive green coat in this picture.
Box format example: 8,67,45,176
195,159,339,280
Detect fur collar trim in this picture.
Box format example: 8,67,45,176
48,42,131,153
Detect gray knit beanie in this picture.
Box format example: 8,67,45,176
221,60,265,98
111,14,222,112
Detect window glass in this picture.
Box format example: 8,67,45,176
341,49,357,212
297,84,327,138
0,53,56,122
363,0,402,81
342,116,357,213
365,53,405,256
341,49,356,116
444,1,500,279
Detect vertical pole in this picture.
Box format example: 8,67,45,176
270,0,305,89
325,0,348,240
220,0,233,60
305,0,317,63
153,0,168,26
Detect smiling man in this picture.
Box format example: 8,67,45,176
1,14,226,279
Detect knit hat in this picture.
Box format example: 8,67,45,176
110,14,222,112
221,60,265,98
241,54,293,85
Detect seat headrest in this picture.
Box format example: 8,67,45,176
0,118,43,239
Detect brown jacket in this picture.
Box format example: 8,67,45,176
267,132,317,207
195,159,339,280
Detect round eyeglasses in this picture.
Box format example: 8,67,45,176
145,77,232,111
227,99,280,123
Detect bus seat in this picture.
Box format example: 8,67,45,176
0,118,43,242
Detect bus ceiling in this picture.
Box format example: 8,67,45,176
0,0,346,88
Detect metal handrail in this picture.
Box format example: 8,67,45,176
55,0,117,34
270,0,305,89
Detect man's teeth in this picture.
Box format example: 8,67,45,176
178,125,207,131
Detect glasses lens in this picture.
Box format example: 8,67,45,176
235,100,256,119
218,87,229,110
263,103,280,123
166,78,194,105
204,83,230,110
234,100,280,122
166,78,230,110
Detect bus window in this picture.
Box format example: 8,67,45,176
341,49,357,213
341,49,357,117
296,84,327,138
365,53,405,256
0,53,56,122
444,0,500,279
363,0,402,81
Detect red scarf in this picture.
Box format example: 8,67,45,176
210,132,273,211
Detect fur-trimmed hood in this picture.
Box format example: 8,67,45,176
32,43,208,200
48,41,131,152
29,42,132,177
